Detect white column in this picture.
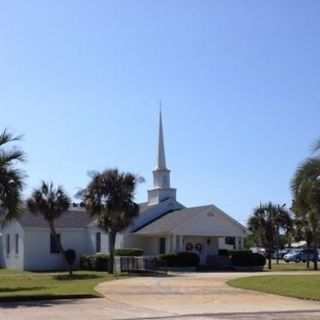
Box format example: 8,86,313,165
172,235,177,253
237,237,243,250
179,235,183,252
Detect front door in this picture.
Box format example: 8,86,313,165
183,236,205,265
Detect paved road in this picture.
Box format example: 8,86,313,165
1,272,320,319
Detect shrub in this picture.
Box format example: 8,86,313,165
231,251,266,267
156,253,178,267
80,254,109,271
218,249,229,256
93,254,109,271
177,252,200,267
65,249,76,266
80,254,92,270
115,248,144,256
156,252,200,267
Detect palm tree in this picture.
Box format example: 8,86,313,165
312,138,320,155
248,202,292,270
292,212,313,268
291,158,320,270
27,181,73,275
80,169,143,273
274,204,293,264
0,129,25,225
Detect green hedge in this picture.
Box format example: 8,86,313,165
115,248,144,256
218,249,230,256
156,252,200,267
231,251,265,267
80,254,109,271
157,253,179,267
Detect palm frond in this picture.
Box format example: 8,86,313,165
0,129,23,147
311,137,320,155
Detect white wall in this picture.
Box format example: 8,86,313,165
87,226,124,255
126,234,170,256
23,228,89,271
174,207,246,237
0,221,24,270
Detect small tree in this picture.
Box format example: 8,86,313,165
248,202,292,270
292,209,313,268
291,158,320,270
0,129,25,225
27,181,73,275
80,169,143,273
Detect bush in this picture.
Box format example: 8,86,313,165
80,254,109,271
115,248,144,256
177,252,200,267
80,254,92,270
156,253,178,267
231,251,266,267
65,249,76,266
218,249,229,256
156,252,200,267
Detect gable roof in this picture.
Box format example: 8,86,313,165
138,202,157,214
17,210,94,229
17,202,163,229
134,205,212,234
134,204,248,236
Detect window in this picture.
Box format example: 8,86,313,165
6,234,10,254
96,232,101,252
50,234,60,254
225,237,236,248
15,234,19,254
159,237,166,254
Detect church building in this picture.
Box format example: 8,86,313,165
0,112,248,270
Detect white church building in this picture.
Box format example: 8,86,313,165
0,113,248,270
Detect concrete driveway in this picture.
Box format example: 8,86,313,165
1,272,320,320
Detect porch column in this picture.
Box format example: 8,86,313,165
236,237,243,250
172,234,177,253
179,235,183,252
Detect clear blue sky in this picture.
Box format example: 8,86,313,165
1,1,320,226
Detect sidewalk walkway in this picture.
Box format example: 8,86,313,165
97,271,320,316
0,271,320,320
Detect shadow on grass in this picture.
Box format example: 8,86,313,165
53,274,102,281
0,287,46,293
0,293,99,306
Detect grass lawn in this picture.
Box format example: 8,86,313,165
264,262,317,272
228,274,320,301
0,269,116,301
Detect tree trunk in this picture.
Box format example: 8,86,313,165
268,242,272,270
276,227,279,265
307,243,310,269
313,227,318,271
49,221,73,276
108,230,116,274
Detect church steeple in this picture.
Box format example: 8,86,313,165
157,109,167,170
148,108,176,205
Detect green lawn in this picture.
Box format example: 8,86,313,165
228,274,320,301
0,269,116,300
264,262,316,272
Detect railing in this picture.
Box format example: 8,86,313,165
120,256,167,275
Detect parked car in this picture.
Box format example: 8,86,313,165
299,249,320,262
283,249,302,263
272,249,290,260
283,249,320,263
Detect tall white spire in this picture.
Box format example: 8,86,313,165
147,107,177,205
157,107,167,169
